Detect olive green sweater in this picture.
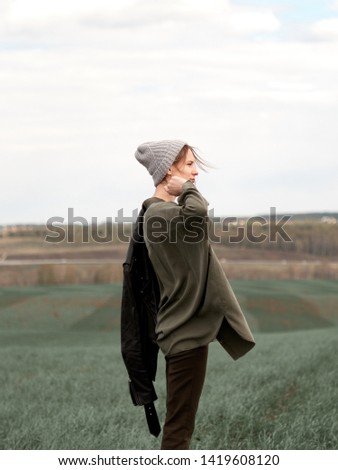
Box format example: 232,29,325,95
143,181,255,358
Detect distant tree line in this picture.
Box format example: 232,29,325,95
2,219,338,258
214,221,338,257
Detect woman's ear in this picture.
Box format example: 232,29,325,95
167,167,172,176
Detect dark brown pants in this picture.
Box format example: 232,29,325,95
161,345,209,450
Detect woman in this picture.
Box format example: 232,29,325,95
134,140,255,450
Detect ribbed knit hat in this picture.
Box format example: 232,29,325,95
135,140,187,186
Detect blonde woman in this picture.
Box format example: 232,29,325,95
123,140,255,450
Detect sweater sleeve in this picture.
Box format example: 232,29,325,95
177,181,209,218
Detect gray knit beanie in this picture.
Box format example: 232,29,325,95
135,140,187,186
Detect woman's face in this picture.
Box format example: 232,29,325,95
170,149,199,184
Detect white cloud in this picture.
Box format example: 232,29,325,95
6,0,134,22
1,1,338,222
310,18,338,41
228,7,280,34
82,0,281,37
2,0,280,40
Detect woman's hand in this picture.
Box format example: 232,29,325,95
164,176,188,196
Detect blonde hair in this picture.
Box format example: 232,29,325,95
173,144,210,171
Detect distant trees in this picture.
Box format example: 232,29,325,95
214,220,338,258
1,219,338,258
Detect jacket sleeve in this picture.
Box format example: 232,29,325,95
120,210,159,407
121,260,158,405
176,182,209,241
177,181,209,218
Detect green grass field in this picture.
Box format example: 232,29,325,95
0,280,337,450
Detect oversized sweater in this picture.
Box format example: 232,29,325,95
143,181,255,358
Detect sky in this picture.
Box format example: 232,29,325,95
1,0,338,224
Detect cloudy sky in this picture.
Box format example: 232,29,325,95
1,0,338,224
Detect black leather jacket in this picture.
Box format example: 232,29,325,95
120,205,161,436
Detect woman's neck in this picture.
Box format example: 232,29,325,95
153,183,176,202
